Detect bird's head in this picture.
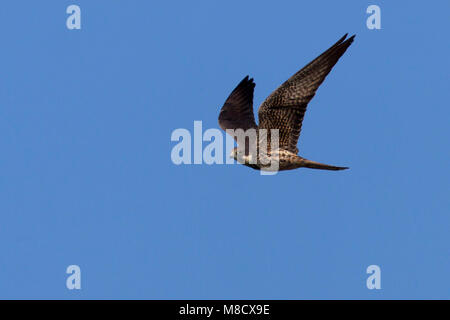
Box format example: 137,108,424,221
230,147,241,161
230,147,259,170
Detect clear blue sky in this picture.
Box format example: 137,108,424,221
0,1,449,299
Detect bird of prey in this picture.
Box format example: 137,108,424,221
218,33,355,172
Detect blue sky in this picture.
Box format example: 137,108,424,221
0,1,449,299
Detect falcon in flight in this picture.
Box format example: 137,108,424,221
218,34,355,172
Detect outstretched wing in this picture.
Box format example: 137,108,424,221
218,76,257,138
258,34,355,154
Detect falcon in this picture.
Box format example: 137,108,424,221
218,33,355,172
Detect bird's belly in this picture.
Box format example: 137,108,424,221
259,150,303,171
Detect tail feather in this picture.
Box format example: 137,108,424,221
301,159,348,171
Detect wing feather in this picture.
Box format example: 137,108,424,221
258,34,355,153
218,76,257,137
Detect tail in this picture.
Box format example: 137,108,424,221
301,158,349,171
